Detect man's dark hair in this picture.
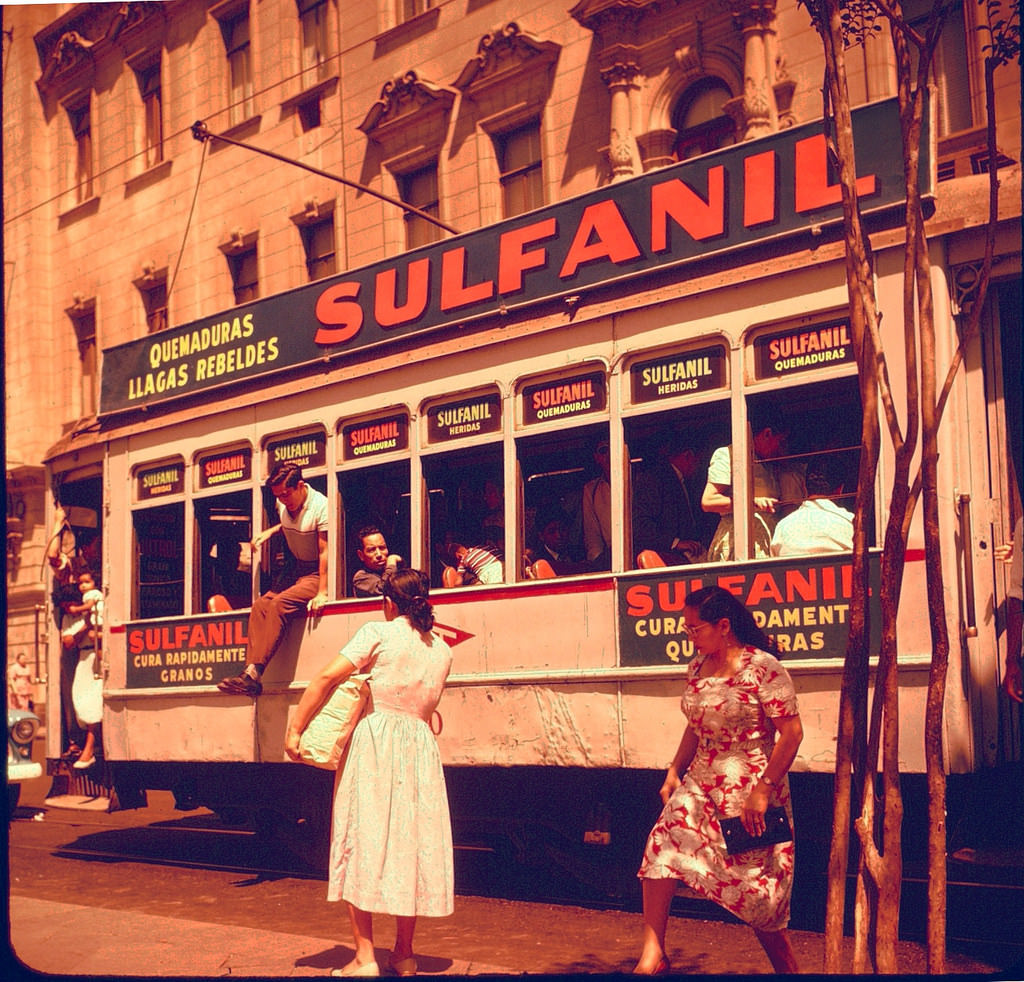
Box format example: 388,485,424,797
357,524,384,549
806,454,846,497
657,429,699,458
535,506,569,533
749,405,789,437
266,462,303,490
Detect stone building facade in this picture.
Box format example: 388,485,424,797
4,0,1020,714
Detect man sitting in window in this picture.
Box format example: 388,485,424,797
218,463,328,696
352,524,402,597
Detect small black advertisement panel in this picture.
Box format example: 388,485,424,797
126,614,249,688
427,393,502,442
753,320,854,380
100,98,927,416
522,371,607,424
341,413,409,461
137,462,184,500
266,432,327,472
198,448,252,489
631,343,728,403
618,553,882,666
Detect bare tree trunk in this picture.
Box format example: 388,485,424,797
808,3,884,970
802,0,1015,972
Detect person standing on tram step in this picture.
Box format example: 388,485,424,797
70,569,104,768
770,454,854,556
352,525,403,597
285,568,454,977
633,585,803,975
997,514,1023,703
218,462,328,697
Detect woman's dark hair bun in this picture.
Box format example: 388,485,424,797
384,568,435,633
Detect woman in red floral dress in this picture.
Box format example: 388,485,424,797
633,586,804,974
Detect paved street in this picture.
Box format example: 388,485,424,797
7,771,1011,978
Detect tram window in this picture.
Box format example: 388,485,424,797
625,404,729,569
729,378,866,560
194,491,252,612
338,463,410,596
256,474,329,596
422,445,504,588
133,503,185,619
518,423,608,577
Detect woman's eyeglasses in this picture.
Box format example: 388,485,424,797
681,621,712,639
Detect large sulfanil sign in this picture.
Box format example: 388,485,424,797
101,98,929,416
618,553,883,666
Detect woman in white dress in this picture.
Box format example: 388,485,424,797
286,568,453,978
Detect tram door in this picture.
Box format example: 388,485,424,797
51,472,104,757
973,277,1023,765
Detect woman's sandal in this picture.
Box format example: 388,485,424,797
633,955,671,975
389,955,417,977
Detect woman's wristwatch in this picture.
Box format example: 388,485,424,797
760,773,775,787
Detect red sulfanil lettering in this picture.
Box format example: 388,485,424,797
375,258,430,328
314,282,363,344
744,151,777,227
498,219,556,294
650,167,727,251
794,134,878,213
440,247,494,312
559,200,642,278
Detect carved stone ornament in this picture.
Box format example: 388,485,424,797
50,31,95,76
358,71,456,135
454,22,560,96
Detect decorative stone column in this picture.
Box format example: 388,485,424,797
730,0,779,140
602,61,644,180
571,0,663,181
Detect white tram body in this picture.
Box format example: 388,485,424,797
41,97,1019,874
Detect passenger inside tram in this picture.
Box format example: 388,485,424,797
440,532,504,587
481,478,504,547
339,461,410,594
581,438,612,571
208,538,252,610
352,524,402,597
702,407,805,562
423,448,503,587
525,505,590,576
771,453,855,556
632,430,708,567
519,423,607,577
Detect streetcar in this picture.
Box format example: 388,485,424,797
42,98,1021,908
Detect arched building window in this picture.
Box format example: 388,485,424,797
672,78,736,161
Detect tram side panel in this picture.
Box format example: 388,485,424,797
103,562,954,774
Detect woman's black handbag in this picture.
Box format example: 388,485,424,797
720,807,793,854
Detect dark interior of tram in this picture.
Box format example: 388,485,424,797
194,491,252,611
338,463,410,595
